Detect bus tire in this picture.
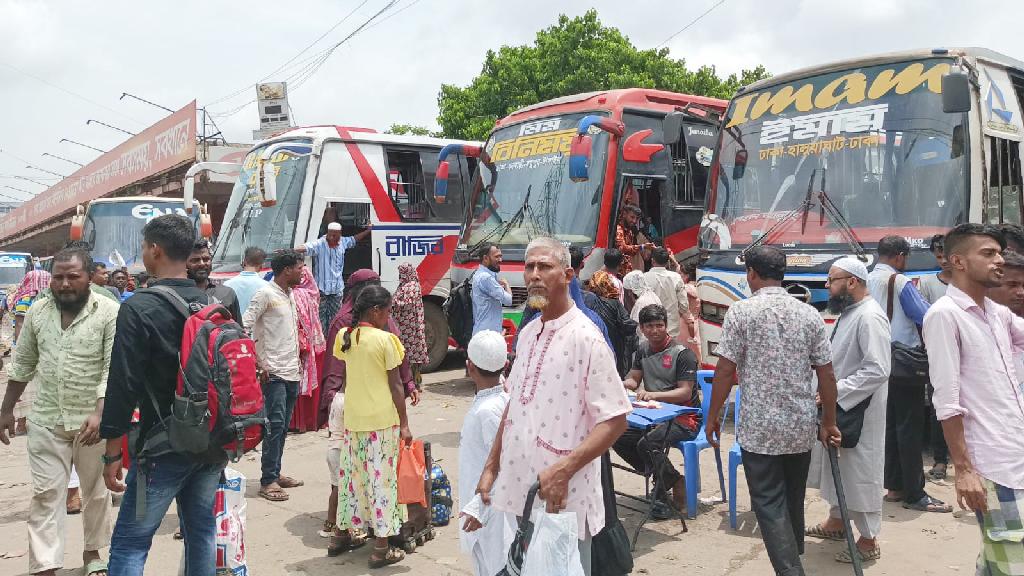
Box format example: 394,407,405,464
423,300,448,373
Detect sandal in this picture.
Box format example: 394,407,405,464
806,523,846,541
318,520,336,538
327,530,367,557
258,486,290,502
278,476,304,488
928,464,948,480
836,546,881,563
84,558,109,575
368,545,405,569
66,493,82,515
903,495,953,513
883,492,904,502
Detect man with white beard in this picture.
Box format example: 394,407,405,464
807,257,891,564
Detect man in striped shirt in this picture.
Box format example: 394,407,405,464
295,221,371,333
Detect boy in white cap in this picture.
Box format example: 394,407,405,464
458,330,514,576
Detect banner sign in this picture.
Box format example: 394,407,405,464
0,101,197,239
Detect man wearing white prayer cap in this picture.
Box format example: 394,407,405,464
294,219,372,332
458,330,514,576
806,257,892,563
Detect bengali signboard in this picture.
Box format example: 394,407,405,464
0,101,197,240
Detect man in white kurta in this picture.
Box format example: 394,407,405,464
809,258,891,564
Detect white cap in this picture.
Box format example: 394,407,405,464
832,257,869,282
467,330,508,372
327,222,342,231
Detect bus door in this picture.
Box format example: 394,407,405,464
309,196,373,280
662,121,719,259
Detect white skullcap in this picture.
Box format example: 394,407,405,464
467,330,508,372
832,257,868,282
327,222,342,231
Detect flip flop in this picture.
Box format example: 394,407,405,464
903,495,952,513
368,546,405,569
806,523,846,541
278,476,304,488
258,486,290,502
836,546,881,563
67,493,82,515
83,558,109,575
883,493,904,502
928,464,948,480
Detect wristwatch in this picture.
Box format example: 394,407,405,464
101,452,123,465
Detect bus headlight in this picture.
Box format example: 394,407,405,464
700,301,729,325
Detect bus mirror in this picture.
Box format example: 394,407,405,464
434,160,450,203
183,176,195,214
70,213,84,241
199,212,213,240
260,161,278,207
663,112,684,145
569,135,593,182
732,149,748,180
942,71,971,113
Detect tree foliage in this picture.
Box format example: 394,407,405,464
437,10,770,141
385,123,439,137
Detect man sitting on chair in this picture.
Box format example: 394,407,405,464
613,303,700,518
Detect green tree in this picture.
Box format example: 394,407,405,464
385,123,439,137
437,10,770,140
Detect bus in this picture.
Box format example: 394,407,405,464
696,47,1020,367
437,89,727,324
0,252,32,286
208,126,480,371
69,197,209,274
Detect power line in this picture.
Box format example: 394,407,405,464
657,0,726,47
363,0,424,32
205,0,372,108
0,61,145,126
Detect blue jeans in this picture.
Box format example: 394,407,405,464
108,452,225,576
261,375,299,486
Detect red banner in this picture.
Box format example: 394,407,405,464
0,101,197,239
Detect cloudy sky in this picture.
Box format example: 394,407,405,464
1,0,1022,200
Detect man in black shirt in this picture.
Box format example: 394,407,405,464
187,239,241,320
612,303,700,518
100,214,223,576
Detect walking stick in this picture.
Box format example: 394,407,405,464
827,444,864,576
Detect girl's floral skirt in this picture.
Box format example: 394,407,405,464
336,425,406,537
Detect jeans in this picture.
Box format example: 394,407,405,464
742,449,812,576
884,380,927,503
261,375,299,486
612,420,696,498
108,452,225,576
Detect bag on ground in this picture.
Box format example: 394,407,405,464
430,461,453,526
216,467,248,575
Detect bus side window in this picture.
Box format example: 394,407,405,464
987,137,1022,225
384,148,429,221
422,151,471,222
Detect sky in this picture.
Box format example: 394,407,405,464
1,0,1023,202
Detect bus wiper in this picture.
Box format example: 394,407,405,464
741,169,817,261
814,168,867,259
467,185,533,257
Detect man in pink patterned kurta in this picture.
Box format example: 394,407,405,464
474,237,630,576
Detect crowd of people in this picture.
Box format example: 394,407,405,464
0,205,1022,576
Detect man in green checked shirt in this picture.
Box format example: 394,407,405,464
0,246,119,576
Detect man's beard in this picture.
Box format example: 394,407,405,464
827,292,855,314
188,268,210,283
54,291,89,314
487,263,501,273
526,294,548,310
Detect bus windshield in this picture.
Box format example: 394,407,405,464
0,254,29,286
462,113,610,254
212,141,311,272
84,200,196,272
708,58,966,250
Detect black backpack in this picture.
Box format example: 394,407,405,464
444,278,474,349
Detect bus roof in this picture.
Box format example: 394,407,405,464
259,125,479,149
88,196,187,204
740,47,1024,95
497,88,728,128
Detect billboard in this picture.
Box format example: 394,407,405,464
0,101,197,240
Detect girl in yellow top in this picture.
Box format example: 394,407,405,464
332,285,412,569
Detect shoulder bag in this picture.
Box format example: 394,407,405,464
828,313,870,449
886,274,930,382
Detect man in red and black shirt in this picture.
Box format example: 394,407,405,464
613,303,699,518
615,204,652,277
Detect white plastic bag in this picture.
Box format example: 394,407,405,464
215,467,248,575
520,508,585,576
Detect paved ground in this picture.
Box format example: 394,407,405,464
0,352,981,575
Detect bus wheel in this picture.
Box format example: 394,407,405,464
422,300,448,373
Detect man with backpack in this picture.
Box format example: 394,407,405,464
100,214,224,576
242,250,305,502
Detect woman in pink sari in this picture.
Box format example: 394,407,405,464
290,267,327,432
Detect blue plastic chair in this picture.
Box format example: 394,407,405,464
728,387,743,530
679,370,726,519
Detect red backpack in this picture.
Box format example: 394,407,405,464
147,285,267,461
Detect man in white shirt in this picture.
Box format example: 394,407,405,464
458,330,513,576
644,248,688,340
243,250,305,502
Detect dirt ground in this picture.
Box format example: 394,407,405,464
0,352,981,576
